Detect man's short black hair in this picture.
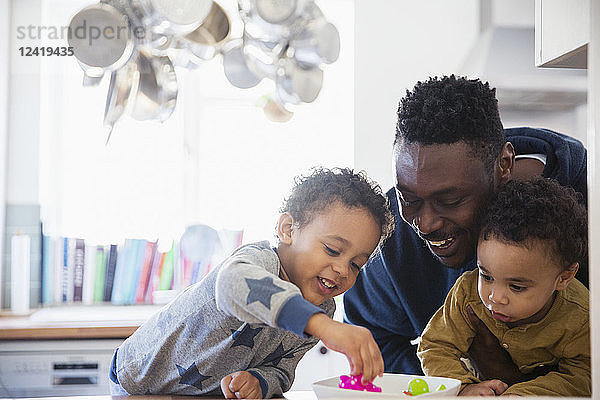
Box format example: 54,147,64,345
480,177,587,270
395,75,505,174
280,167,394,245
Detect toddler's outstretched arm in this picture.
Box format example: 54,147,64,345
305,313,384,384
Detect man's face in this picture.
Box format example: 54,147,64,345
394,141,494,268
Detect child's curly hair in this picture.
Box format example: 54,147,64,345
280,167,394,246
480,177,587,270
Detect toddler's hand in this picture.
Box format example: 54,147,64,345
459,380,508,396
305,314,383,384
220,371,262,399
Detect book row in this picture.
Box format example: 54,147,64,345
40,237,180,305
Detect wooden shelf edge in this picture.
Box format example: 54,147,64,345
0,325,139,340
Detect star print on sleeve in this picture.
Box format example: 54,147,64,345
262,343,295,367
245,276,285,309
176,363,211,390
231,325,263,349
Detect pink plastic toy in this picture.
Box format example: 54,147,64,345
338,374,382,392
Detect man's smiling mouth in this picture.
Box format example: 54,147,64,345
426,237,455,249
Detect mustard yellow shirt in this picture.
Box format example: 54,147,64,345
417,269,590,396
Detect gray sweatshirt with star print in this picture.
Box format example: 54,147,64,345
115,241,335,398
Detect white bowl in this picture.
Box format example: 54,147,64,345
312,373,461,399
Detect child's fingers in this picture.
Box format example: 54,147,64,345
230,372,262,398
359,341,383,384
220,375,236,399
487,379,508,395
231,375,262,399
228,372,246,393
346,354,361,376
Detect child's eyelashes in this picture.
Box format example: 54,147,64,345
324,244,340,256
324,244,363,271
509,284,527,292
478,271,493,282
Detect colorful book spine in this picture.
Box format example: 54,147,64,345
111,241,130,304
158,242,175,290
53,237,64,304
61,237,69,302
93,246,106,303
82,243,95,305
72,239,85,302
103,244,118,302
41,233,53,305
127,239,148,304
135,241,157,303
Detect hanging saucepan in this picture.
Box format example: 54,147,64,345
276,58,323,104
222,41,262,89
254,0,298,24
262,95,294,123
175,1,231,65
103,61,138,143
239,0,314,42
128,0,213,36
100,0,170,53
68,3,135,82
290,20,340,67
242,29,286,81
131,50,178,122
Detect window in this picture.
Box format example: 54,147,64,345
38,0,354,246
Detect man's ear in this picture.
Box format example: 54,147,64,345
496,142,515,185
556,262,579,290
277,212,294,244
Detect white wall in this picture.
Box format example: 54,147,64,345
0,0,11,308
501,104,588,145
7,0,41,205
355,0,479,189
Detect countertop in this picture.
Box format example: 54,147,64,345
0,392,317,400
0,304,162,339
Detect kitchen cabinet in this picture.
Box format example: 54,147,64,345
0,304,347,396
0,305,160,397
535,0,589,68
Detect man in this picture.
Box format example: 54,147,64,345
343,75,588,377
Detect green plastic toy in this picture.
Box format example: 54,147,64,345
407,378,430,395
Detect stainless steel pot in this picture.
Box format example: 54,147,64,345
130,0,213,36
131,50,178,122
104,61,138,142
176,1,231,63
222,41,262,88
291,20,339,67
276,58,323,104
68,3,135,79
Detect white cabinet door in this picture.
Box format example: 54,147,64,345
535,0,589,68
290,341,348,391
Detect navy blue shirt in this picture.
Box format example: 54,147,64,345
343,127,588,375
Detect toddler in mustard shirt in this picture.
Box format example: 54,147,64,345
417,177,590,396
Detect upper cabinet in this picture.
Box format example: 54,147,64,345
535,0,589,68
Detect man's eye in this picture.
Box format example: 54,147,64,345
324,245,340,256
439,198,464,207
399,197,419,207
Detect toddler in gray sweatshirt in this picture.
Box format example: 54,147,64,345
110,167,394,398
